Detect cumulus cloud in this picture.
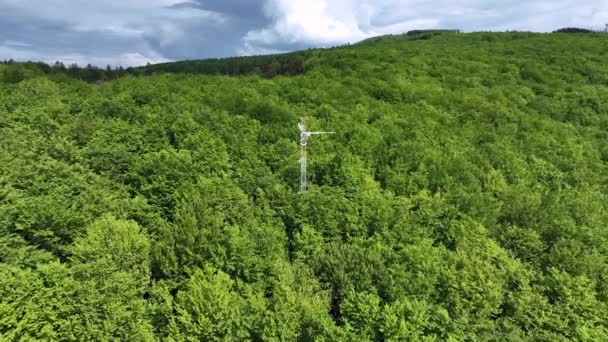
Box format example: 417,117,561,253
242,0,608,53
244,0,438,47
0,0,607,66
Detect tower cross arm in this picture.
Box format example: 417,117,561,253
307,131,335,135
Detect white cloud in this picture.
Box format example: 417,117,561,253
243,0,608,52
0,43,171,67
244,0,370,47
55,52,172,68
241,0,448,50
2,40,32,48
237,42,287,56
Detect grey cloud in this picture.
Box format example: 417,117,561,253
0,2,171,66
187,0,265,19
158,0,271,59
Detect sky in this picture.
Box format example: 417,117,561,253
1,0,607,67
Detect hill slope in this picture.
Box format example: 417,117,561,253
1,32,608,340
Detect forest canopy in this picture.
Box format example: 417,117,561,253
1,31,608,340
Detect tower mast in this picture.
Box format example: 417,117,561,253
300,136,307,193
299,118,334,193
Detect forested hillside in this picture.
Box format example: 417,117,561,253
1,32,608,340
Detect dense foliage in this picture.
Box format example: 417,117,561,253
137,52,308,78
553,28,595,34
1,32,608,340
1,50,310,83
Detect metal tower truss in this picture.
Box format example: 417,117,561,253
298,120,334,193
